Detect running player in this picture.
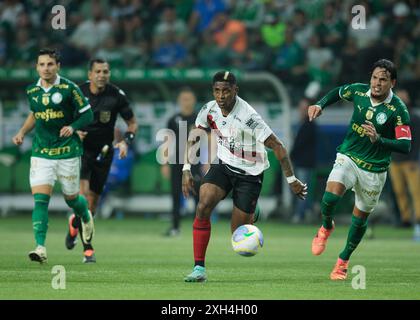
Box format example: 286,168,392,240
308,59,411,280
12,48,94,263
65,58,138,263
182,71,307,282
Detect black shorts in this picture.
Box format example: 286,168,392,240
81,147,114,195
202,164,264,214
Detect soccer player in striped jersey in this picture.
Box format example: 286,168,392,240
308,59,411,280
182,71,307,282
12,49,94,263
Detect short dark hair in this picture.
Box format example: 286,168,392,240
371,59,397,80
88,58,108,70
212,71,237,86
37,48,60,63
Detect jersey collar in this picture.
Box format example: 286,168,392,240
36,74,61,92
366,88,393,107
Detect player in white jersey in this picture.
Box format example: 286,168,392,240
183,71,307,282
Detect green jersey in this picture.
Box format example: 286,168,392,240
26,75,92,159
318,83,411,173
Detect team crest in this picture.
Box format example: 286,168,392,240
99,111,111,123
42,94,50,106
365,110,373,120
376,112,387,125
51,92,63,104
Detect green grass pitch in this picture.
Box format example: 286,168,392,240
0,215,419,299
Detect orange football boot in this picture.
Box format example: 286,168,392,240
312,222,335,255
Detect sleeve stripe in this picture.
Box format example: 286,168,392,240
397,137,412,140
79,104,91,113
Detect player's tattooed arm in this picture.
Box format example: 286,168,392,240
264,134,294,177
264,134,308,200
13,112,35,145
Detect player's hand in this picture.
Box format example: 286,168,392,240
161,164,170,180
308,105,322,122
12,131,25,145
60,126,74,137
182,170,196,198
290,179,308,200
76,130,88,141
115,141,128,159
361,120,379,143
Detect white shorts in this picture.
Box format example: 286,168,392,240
30,157,81,195
327,153,387,213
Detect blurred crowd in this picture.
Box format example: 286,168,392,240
0,0,419,102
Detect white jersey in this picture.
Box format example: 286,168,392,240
195,96,273,175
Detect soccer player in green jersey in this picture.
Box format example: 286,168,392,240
12,49,95,263
307,59,411,280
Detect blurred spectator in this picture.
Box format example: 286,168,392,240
0,0,24,28
315,1,346,55
0,25,7,66
152,31,188,68
290,97,318,223
338,37,360,84
242,31,271,71
95,35,125,68
230,0,265,29
306,33,335,86
292,8,314,50
209,12,247,66
197,31,227,68
69,4,112,54
10,29,36,67
272,24,306,85
154,4,188,41
188,0,226,34
260,12,286,49
389,89,420,240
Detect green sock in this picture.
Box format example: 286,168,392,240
339,215,368,261
32,193,50,246
321,191,342,229
65,195,90,223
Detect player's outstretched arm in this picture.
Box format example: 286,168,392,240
12,112,35,145
264,134,308,200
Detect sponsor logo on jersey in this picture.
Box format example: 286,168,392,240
27,87,40,94
357,105,362,112
352,123,367,137
384,103,396,112
32,96,39,103
99,111,111,123
375,112,387,125
365,110,373,120
245,115,259,130
40,146,71,156
396,116,403,126
51,92,63,104
34,108,65,121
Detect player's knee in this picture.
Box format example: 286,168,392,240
196,200,213,218
322,191,342,208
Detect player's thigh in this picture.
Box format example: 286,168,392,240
30,157,56,190
232,173,263,214
201,164,233,199
90,150,113,195
327,153,357,191
57,157,81,196
354,169,387,213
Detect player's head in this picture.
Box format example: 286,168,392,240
36,48,60,81
212,71,238,110
88,58,110,90
369,59,397,100
177,87,196,116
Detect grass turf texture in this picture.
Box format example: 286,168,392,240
0,216,419,299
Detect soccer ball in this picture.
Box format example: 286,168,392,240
231,224,264,257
